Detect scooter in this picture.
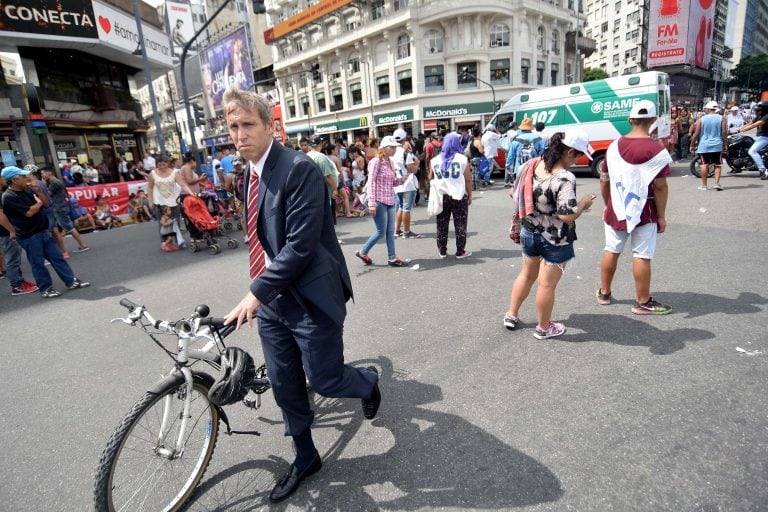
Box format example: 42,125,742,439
691,133,768,178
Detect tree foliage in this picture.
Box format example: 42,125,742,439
583,67,609,82
730,54,768,92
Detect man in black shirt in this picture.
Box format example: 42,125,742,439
738,101,768,180
0,181,38,295
0,166,90,298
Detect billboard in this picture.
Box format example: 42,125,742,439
200,26,253,113
0,0,98,40
647,0,716,69
92,0,173,66
165,1,195,60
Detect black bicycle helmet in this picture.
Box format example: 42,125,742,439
208,347,256,406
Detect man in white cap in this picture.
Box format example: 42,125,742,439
479,123,499,186
597,99,672,315
690,100,727,190
391,128,422,238
726,105,745,135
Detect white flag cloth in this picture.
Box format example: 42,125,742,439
607,140,672,233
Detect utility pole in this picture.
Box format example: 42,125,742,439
132,0,165,155
462,67,497,114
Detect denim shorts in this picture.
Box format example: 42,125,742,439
395,190,416,212
604,222,657,259
520,227,575,265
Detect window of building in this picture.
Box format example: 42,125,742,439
425,30,444,53
424,65,445,91
350,83,363,105
613,54,620,66
615,0,621,12
614,19,621,31
626,9,640,25
371,0,385,20
551,63,559,86
348,56,360,74
398,69,413,95
551,30,560,55
374,42,388,66
376,76,390,100
568,0,575,9
327,19,340,36
613,35,620,48
521,58,530,84
490,24,510,47
287,100,296,117
345,14,359,31
601,4,608,16
625,29,638,40
611,70,619,77
316,92,326,112
537,26,545,50
601,21,608,33
394,0,408,11
331,88,343,111
586,28,592,39
309,29,321,45
329,58,341,80
490,59,510,85
301,96,309,116
537,61,545,85
396,33,411,59
457,62,477,88
630,47,638,58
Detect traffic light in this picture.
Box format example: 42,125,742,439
461,66,469,80
252,1,266,13
192,103,206,127
311,63,321,82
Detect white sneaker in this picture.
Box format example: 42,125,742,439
713,183,723,191
697,186,709,191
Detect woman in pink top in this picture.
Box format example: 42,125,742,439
355,136,415,267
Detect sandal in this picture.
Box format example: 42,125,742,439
355,251,373,265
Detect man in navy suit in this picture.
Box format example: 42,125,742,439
222,87,381,504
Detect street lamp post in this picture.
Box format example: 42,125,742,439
462,67,497,115
361,60,376,138
132,0,165,155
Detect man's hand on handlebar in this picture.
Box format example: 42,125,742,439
224,291,262,330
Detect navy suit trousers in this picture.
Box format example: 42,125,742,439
257,293,377,436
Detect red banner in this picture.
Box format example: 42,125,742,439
67,180,149,217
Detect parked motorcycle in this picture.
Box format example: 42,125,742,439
690,134,768,178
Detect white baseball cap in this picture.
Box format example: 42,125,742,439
562,128,593,160
629,100,657,119
730,105,739,111
393,128,407,142
704,100,719,110
380,136,399,148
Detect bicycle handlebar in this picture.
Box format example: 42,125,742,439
120,298,140,311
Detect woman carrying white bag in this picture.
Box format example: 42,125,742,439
428,132,473,259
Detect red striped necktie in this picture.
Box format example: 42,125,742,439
247,169,265,280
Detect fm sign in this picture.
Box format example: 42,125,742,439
91,0,172,66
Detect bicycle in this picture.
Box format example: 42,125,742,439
93,299,271,512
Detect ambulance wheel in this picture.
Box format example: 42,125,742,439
209,244,220,255
227,239,239,249
590,153,605,178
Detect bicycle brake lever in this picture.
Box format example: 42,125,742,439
110,317,134,325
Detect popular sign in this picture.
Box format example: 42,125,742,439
0,0,98,39
91,0,173,66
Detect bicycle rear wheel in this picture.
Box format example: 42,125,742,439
94,379,220,512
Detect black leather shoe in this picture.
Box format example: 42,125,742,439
269,452,322,503
362,367,381,419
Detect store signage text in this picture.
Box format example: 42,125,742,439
2,5,93,28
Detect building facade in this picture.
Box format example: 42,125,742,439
583,0,646,76
0,0,172,176
265,0,587,141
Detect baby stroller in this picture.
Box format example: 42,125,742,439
199,188,242,232
178,194,239,254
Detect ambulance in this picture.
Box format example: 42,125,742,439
489,71,672,176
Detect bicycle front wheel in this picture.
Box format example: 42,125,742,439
94,379,220,512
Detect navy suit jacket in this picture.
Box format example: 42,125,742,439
244,142,353,325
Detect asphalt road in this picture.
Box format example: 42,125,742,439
1,160,766,512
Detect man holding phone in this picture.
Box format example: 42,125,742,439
597,100,672,315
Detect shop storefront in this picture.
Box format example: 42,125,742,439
423,102,494,132
51,129,141,182
374,108,415,138
315,116,371,144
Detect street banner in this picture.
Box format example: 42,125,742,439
200,26,253,113
68,181,148,217
165,0,195,60
264,0,352,44
0,0,98,40
687,0,716,70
